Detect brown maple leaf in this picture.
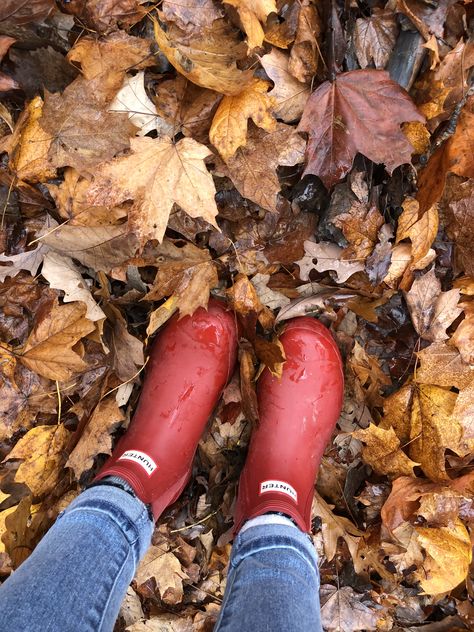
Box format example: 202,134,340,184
85,136,219,245
354,8,398,70
297,69,424,189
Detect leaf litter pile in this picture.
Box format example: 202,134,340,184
0,1,473,630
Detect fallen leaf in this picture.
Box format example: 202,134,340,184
126,615,193,632
354,424,420,478
445,180,474,276
47,168,128,226
67,32,153,101
6,95,56,183
153,17,252,96
19,301,95,381
380,381,468,481
404,267,462,341
452,300,474,365
109,72,170,137
414,519,472,595
260,48,310,122
41,224,139,272
251,273,291,311
135,547,186,605
239,346,259,424
222,123,305,212
209,78,276,161
297,240,365,284
354,8,398,70
224,0,277,49
41,251,106,322
320,585,382,632
9,46,78,98
287,0,321,83
120,586,144,629
67,397,125,478
40,79,136,176
65,0,146,33
104,304,144,382
3,424,69,496
417,96,474,213
0,243,49,283
161,0,224,34
312,492,362,563
0,0,55,25
395,197,439,264
86,136,219,245
298,69,424,188
333,202,384,261
254,336,285,377
145,241,212,302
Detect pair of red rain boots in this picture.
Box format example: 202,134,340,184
95,300,344,532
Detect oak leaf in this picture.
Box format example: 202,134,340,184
66,397,125,479
209,78,276,161
0,242,48,283
224,0,277,49
311,492,362,563
86,136,218,245
354,9,398,70
222,123,305,212
153,17,252,96
3,424,69,496
41,251,106,322
259,48,310,122
297,240,365,284
298,70,424,189
19,301,95,381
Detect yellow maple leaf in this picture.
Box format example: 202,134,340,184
4,424,70,497
210,78,276,161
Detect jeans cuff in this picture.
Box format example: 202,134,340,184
231,523,318,575
61,486,154,561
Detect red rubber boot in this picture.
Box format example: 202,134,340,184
95,300,238,520
234,318,344,533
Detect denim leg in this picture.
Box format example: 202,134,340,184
214,524,322,632
0,486,153,632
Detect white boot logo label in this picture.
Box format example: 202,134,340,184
259,480,298,502
118,450,158,476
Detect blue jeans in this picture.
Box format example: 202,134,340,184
0,487,322,632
